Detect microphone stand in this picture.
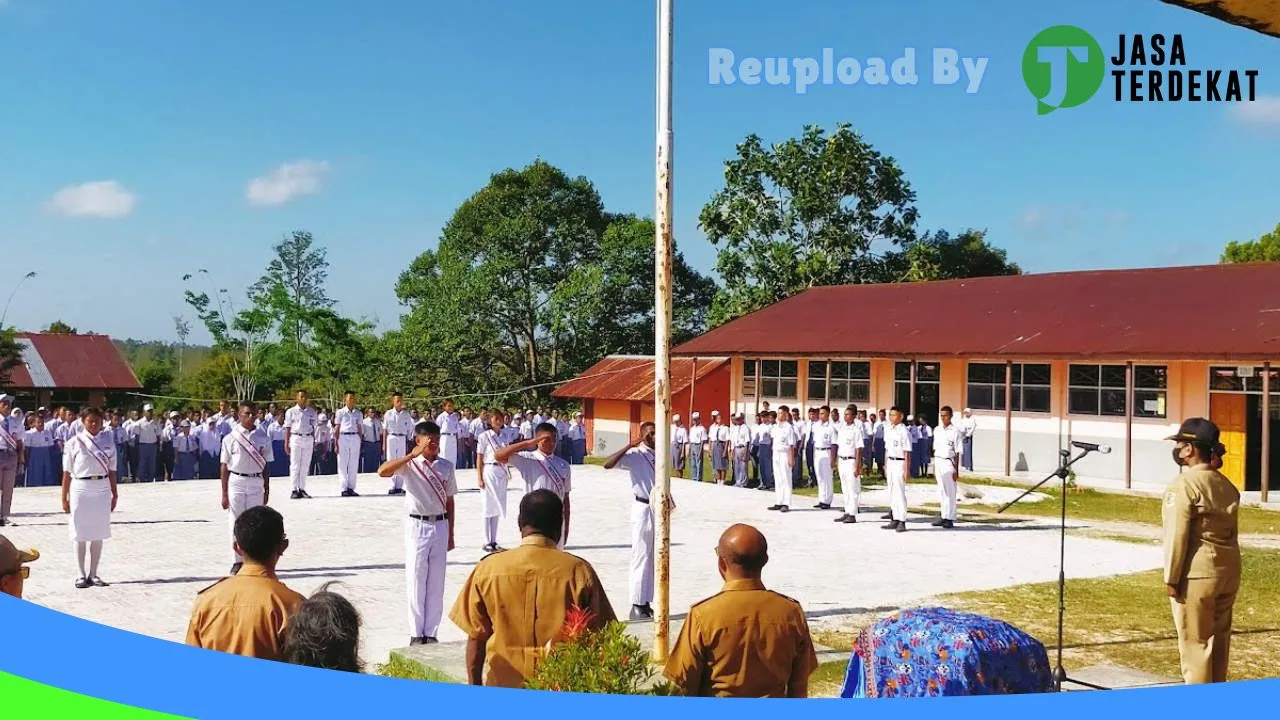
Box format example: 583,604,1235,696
997,446,1108,692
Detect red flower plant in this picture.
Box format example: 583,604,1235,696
559,604,596,643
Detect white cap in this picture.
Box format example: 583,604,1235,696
711,410,720,416
170,411,180,418
907,414,914,420
180,420,191,428
0,394,12,405
143,403,154,411
673,414,681,421
692,411,700,418
963,408,972,413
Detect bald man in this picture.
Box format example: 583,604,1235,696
664,524,818,698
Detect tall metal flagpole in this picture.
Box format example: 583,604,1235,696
652,0,675,665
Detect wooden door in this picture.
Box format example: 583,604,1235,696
1210,393,1248,491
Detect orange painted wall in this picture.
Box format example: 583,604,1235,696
583,364,733,454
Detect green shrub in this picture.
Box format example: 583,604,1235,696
524,605,676,695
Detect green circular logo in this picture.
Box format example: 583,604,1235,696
1022,25,1105,115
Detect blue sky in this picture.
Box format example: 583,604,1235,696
2,0,1278,344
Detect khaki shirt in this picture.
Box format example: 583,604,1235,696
664,578,818,698
449,535,616,688
1162,469,1242,585
184,563,305,661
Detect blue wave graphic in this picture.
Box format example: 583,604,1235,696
0,593,1274,717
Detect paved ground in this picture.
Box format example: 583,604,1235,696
6,466,1161,670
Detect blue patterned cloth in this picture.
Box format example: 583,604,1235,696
839,607,1053,698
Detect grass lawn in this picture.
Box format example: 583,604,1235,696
811,546,1280,683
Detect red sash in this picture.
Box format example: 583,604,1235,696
76,434,112,477
535,455,567,496
408,457,450,509
232,430,267,473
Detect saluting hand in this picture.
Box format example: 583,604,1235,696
408,444,426,459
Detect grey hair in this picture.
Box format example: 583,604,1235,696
280,582,365,673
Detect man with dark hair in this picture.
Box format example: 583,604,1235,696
220,402,273,575
283,390,317,500
496,423,573,548
0,394,22,526
185,505,304,661
335,391,363,497
664,523,817,697
379,420,457,645
450,489,615,688
603,421,675,621
382,392,413,496
881,406,912,532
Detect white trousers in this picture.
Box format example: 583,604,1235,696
772,452,792,507
439,434,457,467
338,435,360,491
935,460,958,521
386,436,407,490
814,451,834,505
886,462,908,521
838,458,861,514
288,437,313,492
405,517,449,638
482,465,509,519
630,502,655,605
228,475,265,563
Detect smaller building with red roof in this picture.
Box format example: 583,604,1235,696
3,332,141,410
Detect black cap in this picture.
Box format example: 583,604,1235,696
1165,417,1219,446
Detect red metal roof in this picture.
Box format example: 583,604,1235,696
5,333,141,390
552,355,729,401
672,263,1280,360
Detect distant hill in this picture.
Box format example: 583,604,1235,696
114,338,215,369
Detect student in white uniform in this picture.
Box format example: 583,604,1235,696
377,420,457,646
172,421,199,481
60,407,118,589
669,414,688,477
0,395,21,524
335,391,364,497
495,423,573,548
435,400,460,467
834,405,865,524
475,410,513,553
603,421,676,622
686,412,707,482
959,408,977,472
809,406,838,511
882,407,912,532
932,406,963,529
729,413,753,488
382,392,414,496
220,402,273,575
767,408,797,512
708,410,730,484
135,404,161,483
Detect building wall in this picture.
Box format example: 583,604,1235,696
582,364,733,457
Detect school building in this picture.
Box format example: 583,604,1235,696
552,355,731,456
2,332,141,409
557,263,1280,501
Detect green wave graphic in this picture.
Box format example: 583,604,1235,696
1,671,191,719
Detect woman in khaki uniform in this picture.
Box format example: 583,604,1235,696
1162,417,1240,684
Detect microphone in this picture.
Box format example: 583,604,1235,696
1071,441,1111,454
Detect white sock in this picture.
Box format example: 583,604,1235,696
89,541,103,578
75,542,88,578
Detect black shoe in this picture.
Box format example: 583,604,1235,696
931,518,946,527
75,577,91,589
767,505,782,511
630,605,652,621
0,518,6,527
896,522,908,533
779,505,790,513
341,489,359,497
290,490,301,499
881,513,892,520
90,576,108,587
230,563,243,575
410,636,428,646
843,514,858,524
832,514,848,522
300,490,312,499
882,521,900,530
424,637,438,644
941,520,954,529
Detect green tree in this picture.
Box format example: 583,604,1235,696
700,124,920,327
45,320,77,334
0,328,23,385
1222,223,1280,263
182,271,273,402
882,229,1022,282
249,230,334,349
134,359,176,400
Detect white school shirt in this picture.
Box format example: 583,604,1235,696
710,423,730,443
519,421,533,440
111,424,129,446
796,419,811,443
617,445,657,501
688,424,708,444
837,422,865,458
284,405,318,439
199,425,223,454
753,423,773,448
63,430,116,478
134,418,161,444
873,421,885,440
173,432,198,454
477,428,511,466
23,427,53,448
810,421,837,450
566,421,585,441
770,422,796,455
435,412,459,437
384,409,414,437
335,407,363,436
670,425,688,445
58,423,77,446
507,450,572,499
884,423,912,460
729,424,752,448
933,424,963,460
215,413,235,439
266,421,285,442
361,416,383,443
959,416,977,439
396,456,458,516
458,419,473,441
220,424,274,475
907,425,921,442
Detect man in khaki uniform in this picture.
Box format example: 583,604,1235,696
1162,417,1241,685
449,489,615,688
185,505,305,662
664,523,818,698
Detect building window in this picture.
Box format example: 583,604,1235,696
744,358,797,401
1068,364,1127,416
1209,366,1280,393
807,361,871,406
1133,365,1168,419
894,361,942,421
966,363,1052,413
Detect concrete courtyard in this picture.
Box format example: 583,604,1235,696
6,465,1162,670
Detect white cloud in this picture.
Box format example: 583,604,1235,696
1018,206,1046,229
1229,96,1280,127
46,181,137,219
245,160,330,207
